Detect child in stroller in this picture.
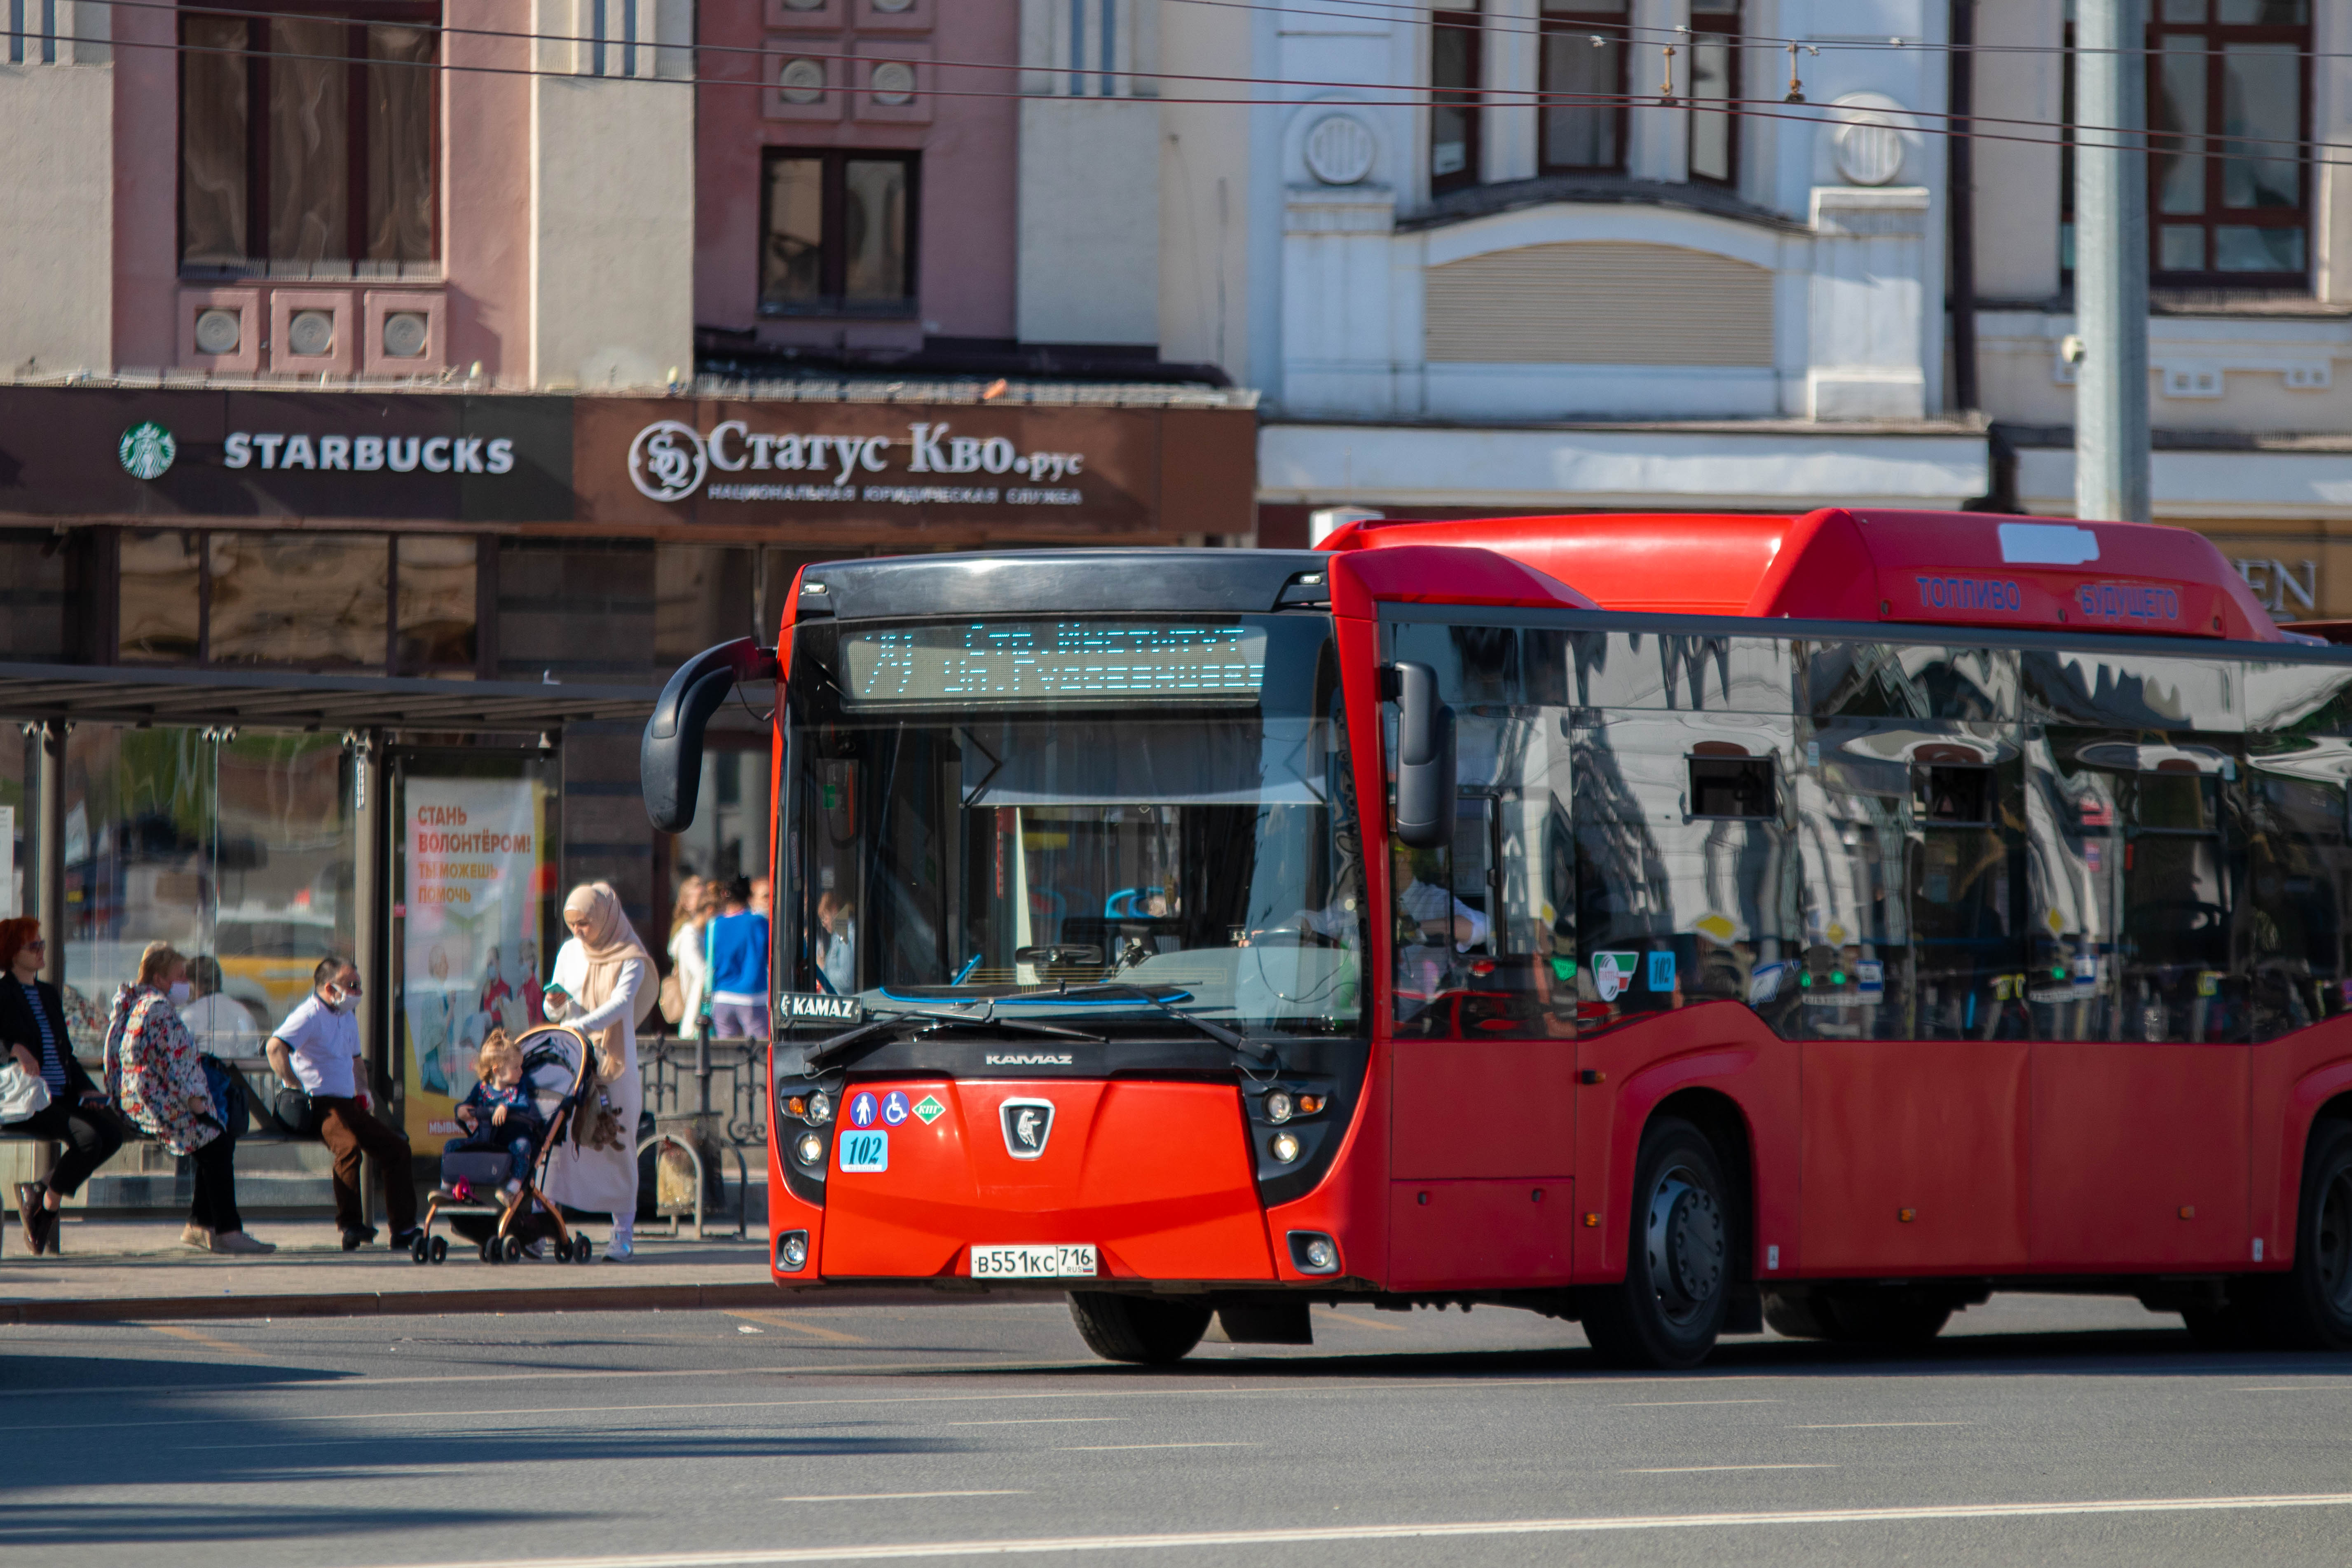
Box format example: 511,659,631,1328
449,1029,541,1205
412,1022,597,1265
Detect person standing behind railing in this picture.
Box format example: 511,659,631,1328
705,877,770,1039
663,876,715,1039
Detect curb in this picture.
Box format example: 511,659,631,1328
0,1282,789,1324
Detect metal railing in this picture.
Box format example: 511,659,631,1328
639,1031,768,1148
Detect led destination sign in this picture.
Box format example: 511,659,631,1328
842,623,1267,705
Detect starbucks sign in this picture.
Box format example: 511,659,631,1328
118,421,176,480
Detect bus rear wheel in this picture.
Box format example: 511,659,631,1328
1067,1291,1213,1365
1582,1117,1731,1370
2254,1119,2352,1351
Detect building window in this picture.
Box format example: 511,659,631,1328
1687,0,1740,186
178,7,439,277
117,530,481,675
1429,0,1482,194
2150,0,2308,283
759,150,918,316
1539,0,1628,173
2062,1,2310,288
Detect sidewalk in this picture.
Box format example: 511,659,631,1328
0,1213,785,1324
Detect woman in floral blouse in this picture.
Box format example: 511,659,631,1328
108,942,272,1255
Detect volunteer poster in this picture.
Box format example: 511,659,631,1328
401,777,550,1152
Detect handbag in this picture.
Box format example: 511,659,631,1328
201,1055,250,1137
657,971,685,1026
0,1059,50,1124
272,1084,319,1137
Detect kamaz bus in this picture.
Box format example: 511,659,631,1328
642,509,2352,1367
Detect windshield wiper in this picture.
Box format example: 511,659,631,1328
1057,982,1277,1069
796,1003,1103,1068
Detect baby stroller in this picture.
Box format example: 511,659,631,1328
412,1023,599,1265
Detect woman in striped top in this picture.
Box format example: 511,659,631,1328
0,917,123,1255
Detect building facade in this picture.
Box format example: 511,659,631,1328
1969,0,2352,624
0,2,1254,1113
1191,0,1991,538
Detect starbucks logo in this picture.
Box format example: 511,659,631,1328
119,421,177,481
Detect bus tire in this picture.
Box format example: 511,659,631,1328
1582,1117,1729,1370
1067,1291,1212,1365
2255,1119,2352,1351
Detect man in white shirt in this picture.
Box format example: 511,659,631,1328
181,957,260,1058
268,958,418,1252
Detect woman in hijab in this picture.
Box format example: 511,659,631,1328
541,883,654,1259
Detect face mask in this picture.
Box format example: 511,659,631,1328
167,982,192,1005
324,985,354,1014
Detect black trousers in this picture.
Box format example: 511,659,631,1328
188,1126,242,1235
14,1098,124,1198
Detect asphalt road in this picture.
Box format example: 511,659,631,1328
6,1291,2352,1567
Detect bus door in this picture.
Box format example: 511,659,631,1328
1794,721,2033,1275
2027,722,2250,1270
1384,624,1579,1289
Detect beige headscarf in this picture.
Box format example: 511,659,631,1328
563,882,653,1075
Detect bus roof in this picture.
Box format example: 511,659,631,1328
1317,507,2289,644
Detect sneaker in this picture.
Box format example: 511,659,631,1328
340,1225,379,1252
210,1230,276,1255
602,1237,634,1261
389,1227,423,1252
180,1223,214,1252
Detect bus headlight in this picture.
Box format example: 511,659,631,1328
805,1090,834,1125
795,1132,825,1167
776,1230,809,1272
1287,1230,1340,1275
1265,1090,1295,1124
1270,1131,1302,1164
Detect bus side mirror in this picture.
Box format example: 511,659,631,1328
1391,661,1455,850
642,638,780,834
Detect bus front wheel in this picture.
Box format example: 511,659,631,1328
1068,1291,1213,1365
1583,1117,1731,1370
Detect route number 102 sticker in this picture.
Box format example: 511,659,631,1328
838,1130,888,1172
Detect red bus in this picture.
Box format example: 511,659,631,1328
642,508,2352,1367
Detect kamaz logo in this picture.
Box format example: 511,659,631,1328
984,1052,1074,1066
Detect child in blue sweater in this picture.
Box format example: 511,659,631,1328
449,1029,543,1200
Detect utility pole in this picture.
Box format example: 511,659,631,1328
2073,0,2150,524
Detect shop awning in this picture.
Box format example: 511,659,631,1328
0,661,661,734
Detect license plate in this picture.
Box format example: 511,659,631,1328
837,1130,888,1172
970,1243,1098,1279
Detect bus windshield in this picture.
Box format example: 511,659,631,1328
781,615,1366,1036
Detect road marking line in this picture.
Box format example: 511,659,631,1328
1318,1312,1408,1333
2237,1385,2352,1392
1055,1443,1258,1452
334,1493,2352,1565
1611,1399,1780,1408
941,1418,1123,1427
725,1311,870,1345
141,1324,265,1357
778,1494,1031,1504
1794,1422,1971,1429
1626,1464,1839,1474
